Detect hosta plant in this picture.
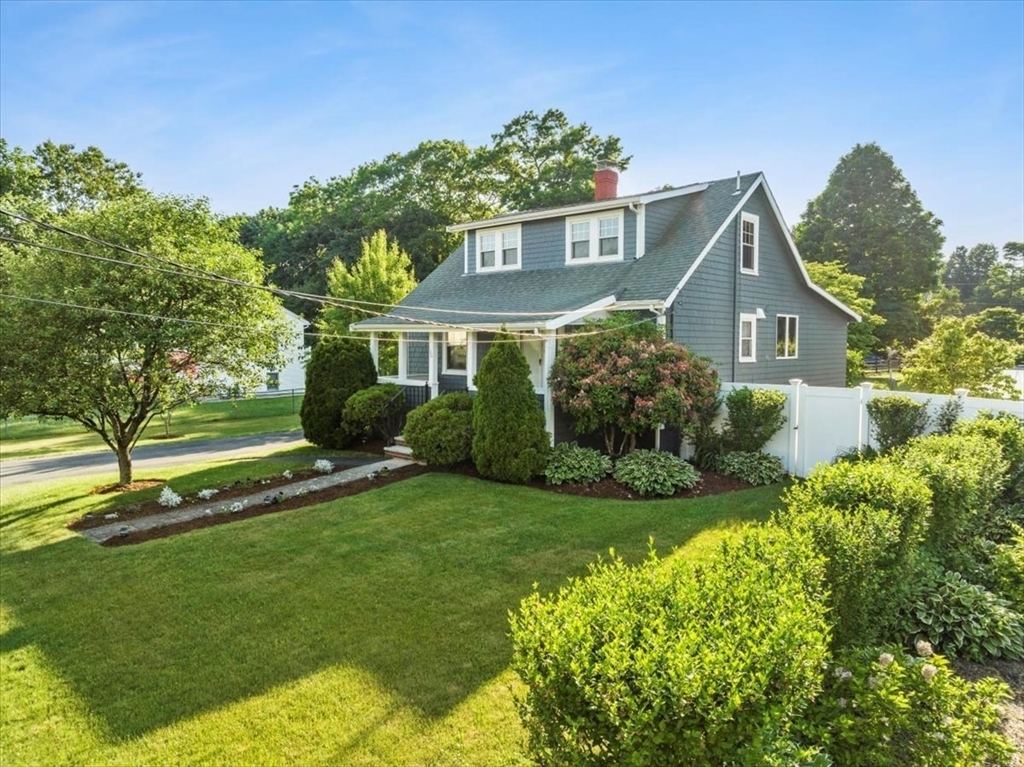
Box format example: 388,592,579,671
544,442,612,485
718,451,786,486
613,450,700,497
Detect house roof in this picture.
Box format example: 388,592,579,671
352,172,859,332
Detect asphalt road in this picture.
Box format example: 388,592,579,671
0,431,317,487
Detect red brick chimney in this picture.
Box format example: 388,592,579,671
594,159,619,201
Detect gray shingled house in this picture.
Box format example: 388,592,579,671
351,165,859,446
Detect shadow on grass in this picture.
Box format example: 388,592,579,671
0,474,779,741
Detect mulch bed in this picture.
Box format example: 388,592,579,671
71,451,757,547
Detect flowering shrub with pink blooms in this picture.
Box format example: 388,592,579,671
548,316,719,456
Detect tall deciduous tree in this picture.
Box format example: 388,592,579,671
479,108,631,211
900,317,1017,398
0,194,288,485
793,143,944,346
943,243,999,307
804,260,884,355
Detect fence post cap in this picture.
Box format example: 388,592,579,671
954,388,969,398
788,378,803,387
859,382,874,390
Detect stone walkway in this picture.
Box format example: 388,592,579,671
77,457,414,544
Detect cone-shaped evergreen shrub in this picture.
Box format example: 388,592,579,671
472,331,550,483
300,338,376,448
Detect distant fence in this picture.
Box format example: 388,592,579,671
686,380,1024,478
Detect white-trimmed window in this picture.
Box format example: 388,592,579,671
776,315,798,359
739,313,757,363
477,225,520,272
444,331,467,372
566,211,623,263
740,212,759,274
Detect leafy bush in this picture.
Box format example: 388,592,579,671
472,331,549,483
613,449,700,497
846,348,864,387
933,398,963,435
510,528,830,766
954,410,1024,502
544,442,612,485
866,394,929,453
899,433,1007,562
722,387,788,453
402,392,474,466
718,451,786,486
831,444,879,464
896,566,1024,660
342,383,404,445
780,460,932,647
798,646,1013,767
300,338,376,449
991,527,1024,612
549,316,720,456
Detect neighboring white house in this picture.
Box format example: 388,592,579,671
219,307,309,395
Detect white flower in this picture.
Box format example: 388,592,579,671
868,675,879,689
837,698,847,709
832,667,852,681
313,459,334,474
283,470,293,480
228,501,245,513
878,652,895,668
920,663,938,682
197,488,218,500
158,486,182,508
915,640,934,658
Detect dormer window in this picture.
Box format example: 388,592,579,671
477,225,520,272
740,212,759,274
566,211,623,264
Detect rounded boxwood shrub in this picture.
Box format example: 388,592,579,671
544,442,612,485
722,387,788,453
510,527,831,766
472,331,549,483
954,411,1024,502
718,450,786,486
866,394,930,454
402,392,474,466
613,449,700,497
343,383,404,445
300,338,376,449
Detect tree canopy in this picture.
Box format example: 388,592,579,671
241,108,629,322
0,192,288,485
900,317,1017,398
794,143,944,347
804,260,884,355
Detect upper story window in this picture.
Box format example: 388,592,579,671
776,315,798,359
739,312,757,363
740,212,759,274
477,225,520,272
566,211,623,264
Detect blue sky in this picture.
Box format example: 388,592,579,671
2,1,1022,255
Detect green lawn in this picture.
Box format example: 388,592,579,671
0,461,783,766
0,395,304,461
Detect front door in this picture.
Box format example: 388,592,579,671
520,339,544,392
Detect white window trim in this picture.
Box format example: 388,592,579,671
476,223,522,273
564,210,624,265
776,314,799,360
740,212,759,275
739,312,757,363
442,330,468,373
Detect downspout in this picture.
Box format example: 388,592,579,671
733,217,740,382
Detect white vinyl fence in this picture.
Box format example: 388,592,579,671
694,380,1024,478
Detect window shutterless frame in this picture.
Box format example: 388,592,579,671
740,212,759,275
776,314,798,359
565,210,624,264
738,312,757,362
476,224,521,272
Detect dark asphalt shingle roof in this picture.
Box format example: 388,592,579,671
352,173,760,329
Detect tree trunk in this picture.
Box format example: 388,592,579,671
116,445,133,487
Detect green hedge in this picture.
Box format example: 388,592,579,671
510,527,830,766
403,392,474,466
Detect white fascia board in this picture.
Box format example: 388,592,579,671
756,178,862,322
351,320,545,333
609,300,663,312
637,182,708,204
447,198,641,233
544,294,617,331
663,175,766,309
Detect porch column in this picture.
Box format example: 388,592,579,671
467,331,478,391
369,332,379,373
542,333,557,443
398,334,408,380
428,332,439,398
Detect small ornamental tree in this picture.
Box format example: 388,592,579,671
472,330,550,483
548,317,720,455
300,338,376,449
901,316,1017,397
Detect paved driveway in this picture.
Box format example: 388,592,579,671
0,431,321,487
